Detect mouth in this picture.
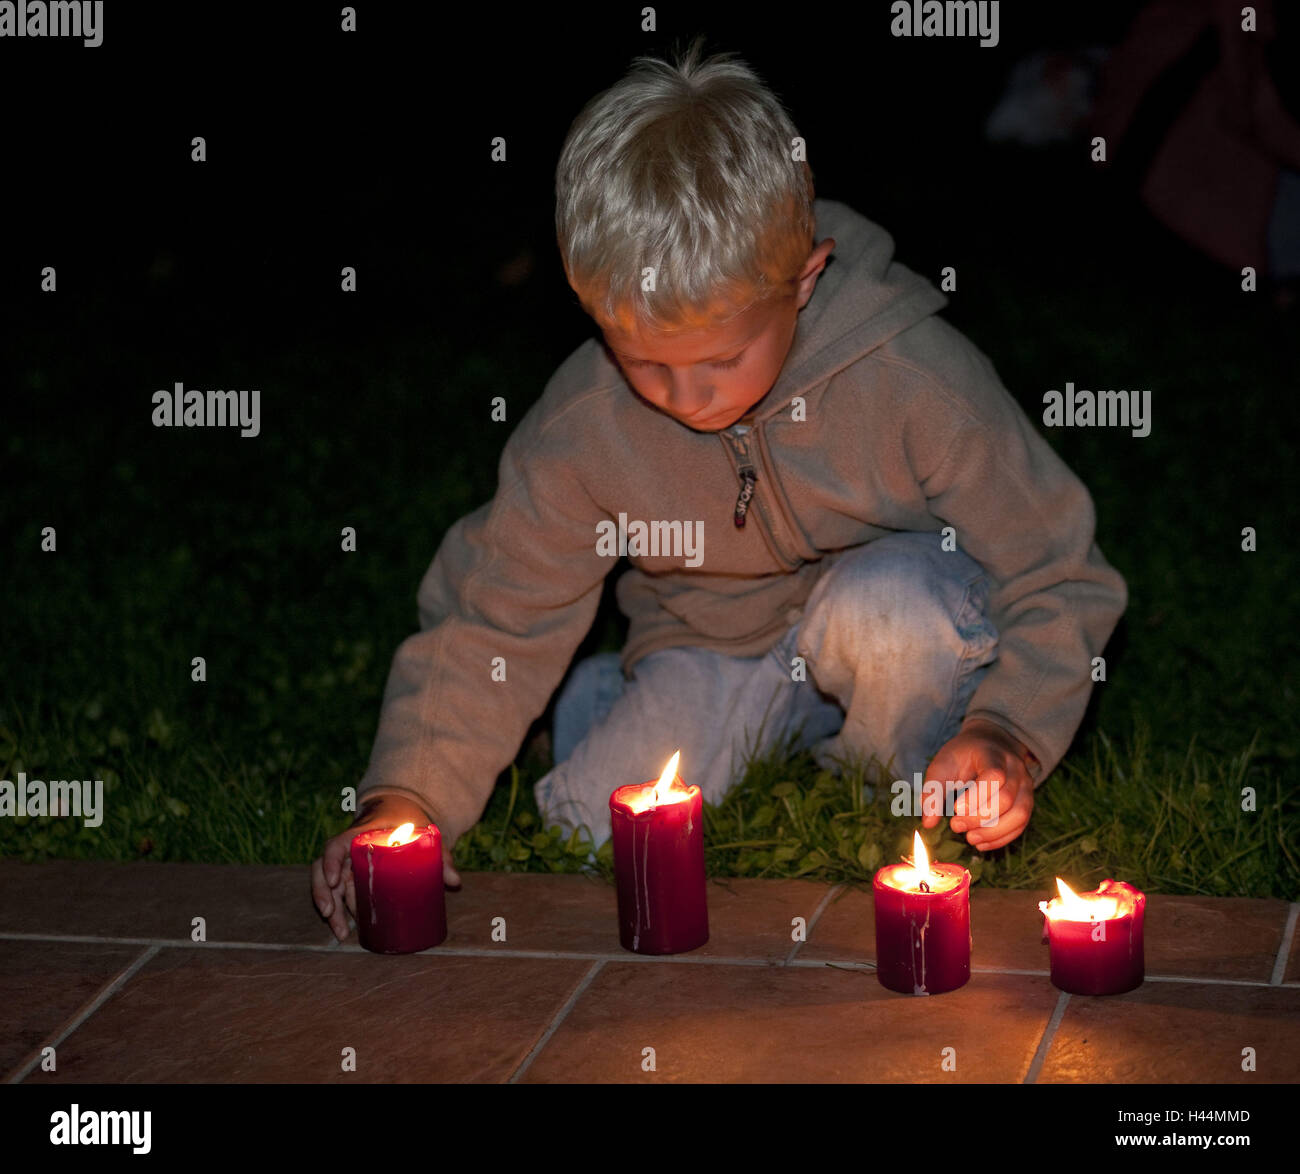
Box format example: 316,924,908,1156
682,406,730,427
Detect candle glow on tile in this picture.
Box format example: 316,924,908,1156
872,831,971,995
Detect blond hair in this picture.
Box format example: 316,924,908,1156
555,37,815,334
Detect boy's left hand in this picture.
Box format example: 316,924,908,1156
920,717,1037,851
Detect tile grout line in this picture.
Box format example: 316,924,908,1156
506,960,605,1085
0,932,359,953
431,949,779,966
5,944,161,1085
799,959,875,972
4,932,1299,986
1268,902,1299,985
969,966,1050,976
783,883,844,966
1142,974,1284,988
1022,989,1070,1085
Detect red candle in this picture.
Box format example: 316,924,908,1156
609,750,708,955
349,822,447,954
873,831,971,995
1039,877,1145,995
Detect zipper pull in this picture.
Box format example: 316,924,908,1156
734,467,758,527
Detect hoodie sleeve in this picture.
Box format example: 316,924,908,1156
356,394,611,844
902,338,1128,783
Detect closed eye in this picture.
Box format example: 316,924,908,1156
624,353,745,370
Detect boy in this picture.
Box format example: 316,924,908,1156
312,42,1127,941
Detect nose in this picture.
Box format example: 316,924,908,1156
662,369,712,416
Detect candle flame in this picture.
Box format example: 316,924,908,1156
386,822,417,846
877,832,963,894
912,830,931,879
883,830,947,892
1056,876,1083,909
1040,876,1121,921
654,750,682,804
620,751,690,814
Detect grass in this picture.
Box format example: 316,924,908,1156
3,691,1293,899
426,718,1300,899
2,151,1297,899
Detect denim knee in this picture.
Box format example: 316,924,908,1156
552,651,624,765
797,532,996,676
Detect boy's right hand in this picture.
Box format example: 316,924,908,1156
310,794,462,942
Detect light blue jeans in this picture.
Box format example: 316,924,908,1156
533,531,999,848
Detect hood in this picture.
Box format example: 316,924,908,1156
752,198,950,422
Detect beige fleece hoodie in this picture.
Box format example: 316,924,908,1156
357,198,1128,844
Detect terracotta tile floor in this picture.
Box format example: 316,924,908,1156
2,861,1297,1083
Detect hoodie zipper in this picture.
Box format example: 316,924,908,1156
726,425,758,526
722,424,798,567
733,466,757,527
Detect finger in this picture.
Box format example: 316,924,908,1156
329,856,353,940
328,879,351,941
950,783,989,833
441,838,462,888
954,766,1021,833
918,769,950,829
969,785,1034,851
311,857,333,918
929,754,984,831
951,776,996,819
324,832,350,888
963,777,1009,842
950,779,980,828
965,774,1016,831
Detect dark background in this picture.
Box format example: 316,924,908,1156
2,1,1296,871
5,2,1158,355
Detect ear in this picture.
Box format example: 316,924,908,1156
794,237,835,308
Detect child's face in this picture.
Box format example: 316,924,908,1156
601,294,799,431
599,237,835,432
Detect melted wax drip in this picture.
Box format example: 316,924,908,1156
367,844,377,925
913,902,932,996
632,818,652,951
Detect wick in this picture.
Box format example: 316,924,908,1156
918,881,931,893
